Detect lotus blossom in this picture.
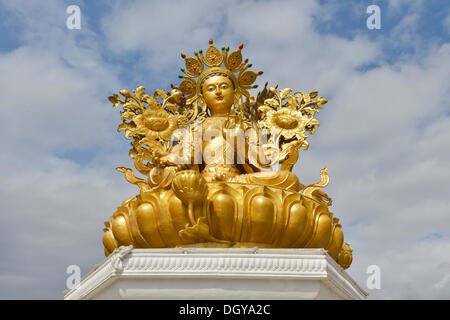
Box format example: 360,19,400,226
263,108,307,139
134,108,177,141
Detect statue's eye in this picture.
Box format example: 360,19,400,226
207,86,215,92
221,84,228,89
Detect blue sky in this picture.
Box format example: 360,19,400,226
0,0,450,299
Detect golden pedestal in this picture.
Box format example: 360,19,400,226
103,178,352,270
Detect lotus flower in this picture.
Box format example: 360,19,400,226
171,170,208,226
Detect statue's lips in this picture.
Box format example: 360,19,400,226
216,96,224,101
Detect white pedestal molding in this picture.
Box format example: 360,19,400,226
64,247,368,300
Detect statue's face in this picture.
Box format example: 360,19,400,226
202,75,234,116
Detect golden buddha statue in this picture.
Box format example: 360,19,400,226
103,39,353,269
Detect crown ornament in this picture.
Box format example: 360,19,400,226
172,38,264,108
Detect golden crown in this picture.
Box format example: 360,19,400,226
171,38,264,105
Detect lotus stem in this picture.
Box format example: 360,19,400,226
188,201,196,226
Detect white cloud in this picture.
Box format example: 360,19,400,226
434,273,450,290
387,0,425,15
444,13,450,35
100,0,238,72
0,0,135,298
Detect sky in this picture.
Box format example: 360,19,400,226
0,0,449,299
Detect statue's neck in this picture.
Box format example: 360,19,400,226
207,105,232,117
210,111,230,117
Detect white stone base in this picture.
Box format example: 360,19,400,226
64,247,367,300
